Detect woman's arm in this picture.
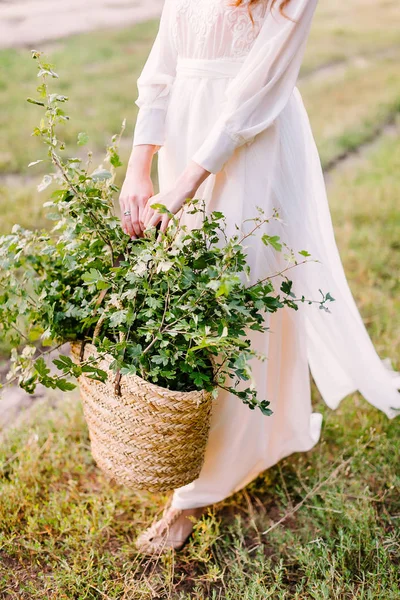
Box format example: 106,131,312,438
120,0,177,238
119,145,158,238
192,0,318,174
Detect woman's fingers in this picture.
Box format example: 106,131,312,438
118,168,155,236
141,204,151,228
159,215,170,234
128,203,142,238
142,204,156,231
120,195,152,238
147,211,162,229
121,199,136,238
142,205,171,237
138,202,146,231
120,196,132,237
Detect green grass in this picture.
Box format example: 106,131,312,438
302,0,400,74
0,20,159,175
0,396,399,598
299,54,400,168
327,133,400,358
1,132,399,598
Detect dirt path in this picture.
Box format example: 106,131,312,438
0,0,164,49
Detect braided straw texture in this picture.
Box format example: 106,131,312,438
70,342,213,492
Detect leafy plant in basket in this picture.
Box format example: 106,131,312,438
0,52,334,417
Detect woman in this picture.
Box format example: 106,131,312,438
119,0,400,553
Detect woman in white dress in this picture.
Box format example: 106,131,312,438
118,0,400,553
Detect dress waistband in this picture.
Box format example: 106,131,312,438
176,57,245,79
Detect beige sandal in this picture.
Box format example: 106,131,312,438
135,504,197,555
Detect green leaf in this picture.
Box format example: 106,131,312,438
56,379,76,392
259,400,273,416
110,150,122,168
77,132,89,146
109,310,127,327
151,354,168,366
146,297,162,309
81,269,108,290
280,280,295,297
36,83,47,98
27,97,45,106
91,168,112,181
192,372,209,387
49,94,68,103
37,68,59,78
87,369,108,383
34,357,50,378
262,234,283,252
53,355,74,371
37,174,52,192
149,203,173,217
325,292,336,302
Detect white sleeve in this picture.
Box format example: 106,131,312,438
192,0,318,174
132,0,177,148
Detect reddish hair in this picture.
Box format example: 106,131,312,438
234,0,292,21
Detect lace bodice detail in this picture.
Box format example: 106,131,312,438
172,0,268,59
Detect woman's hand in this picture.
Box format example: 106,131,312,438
142,160,211,234
119,145,158,238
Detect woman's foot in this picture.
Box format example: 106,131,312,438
135,504,205,555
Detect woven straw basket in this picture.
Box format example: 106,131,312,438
70,342,213,493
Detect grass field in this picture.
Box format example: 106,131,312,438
0,0,399,597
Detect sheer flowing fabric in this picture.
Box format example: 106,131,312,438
133,0,400,509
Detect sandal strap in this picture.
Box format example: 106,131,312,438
135,507,185,554
161,505,183,527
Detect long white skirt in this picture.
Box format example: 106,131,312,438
156,58,400,510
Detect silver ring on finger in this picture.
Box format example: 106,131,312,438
123,210,131,216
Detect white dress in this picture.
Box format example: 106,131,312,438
132,0,400,509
